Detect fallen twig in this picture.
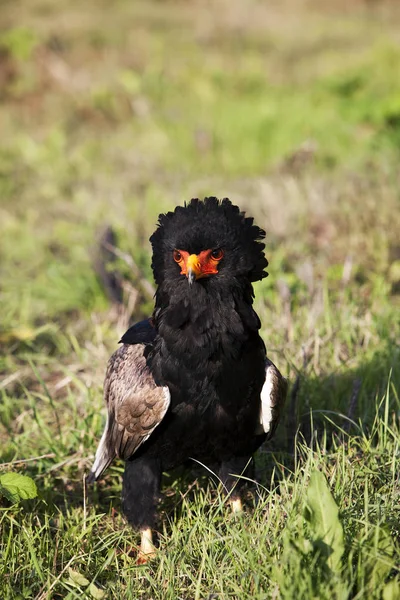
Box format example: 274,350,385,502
0,453,56,469
102,240,155,300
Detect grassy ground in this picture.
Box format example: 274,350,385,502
1,0,400,598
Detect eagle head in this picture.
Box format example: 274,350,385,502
150,197,268,288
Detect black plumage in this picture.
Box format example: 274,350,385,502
89,197,287,560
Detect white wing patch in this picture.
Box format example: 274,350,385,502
258,364,276,434
256,359,287,437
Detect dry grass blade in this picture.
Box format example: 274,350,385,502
343,378,362,434
34,553,87,600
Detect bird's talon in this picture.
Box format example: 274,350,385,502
230,498,243,514
137,550,157,565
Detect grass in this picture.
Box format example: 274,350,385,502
0,0,400,597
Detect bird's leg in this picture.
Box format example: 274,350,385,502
122,457,161,562
219,456,254,514
138,527,156,564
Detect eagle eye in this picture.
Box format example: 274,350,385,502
211,248,224,260
173,250,182,263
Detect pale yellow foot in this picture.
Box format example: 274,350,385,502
230,498,243,514
137,527,156,564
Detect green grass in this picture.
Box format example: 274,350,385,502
1,0,400,597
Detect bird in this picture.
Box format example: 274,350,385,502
88,197,287,562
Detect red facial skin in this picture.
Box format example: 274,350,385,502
173,249,224,280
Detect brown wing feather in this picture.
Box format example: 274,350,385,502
88,344,170,481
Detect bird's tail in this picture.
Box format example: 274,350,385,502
87,421,115,483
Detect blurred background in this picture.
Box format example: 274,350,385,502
1,0,400,444
1,0,400,596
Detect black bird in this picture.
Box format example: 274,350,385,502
88,197,287,561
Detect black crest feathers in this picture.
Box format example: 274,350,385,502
150,197,268,285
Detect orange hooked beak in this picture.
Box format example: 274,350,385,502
186,254,203,284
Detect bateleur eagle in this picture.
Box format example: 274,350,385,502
88,197,287,561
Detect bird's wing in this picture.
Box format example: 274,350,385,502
256,358,287,439
88,341,170,482
119,318,156,345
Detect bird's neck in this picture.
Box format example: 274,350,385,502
148,279,260,371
